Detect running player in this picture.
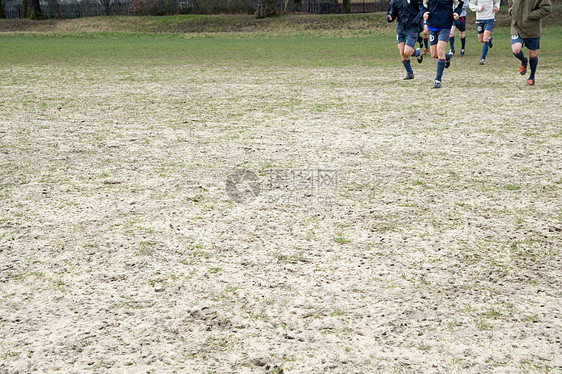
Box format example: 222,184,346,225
470,0,500,64
423,0,464,88
387,0,425,80
449,0,469,55
509,0,552,85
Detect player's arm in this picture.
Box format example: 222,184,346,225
469,0,480,12
423,0,430,19
493,0,500,12
387,0,397,22
528,0,552,19
453,0,463,17
413,0,425,25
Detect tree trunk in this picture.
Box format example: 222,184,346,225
293,0,300,12
99,0,113,15
343,0,350,13
255,0,276,18
26,0,43,19
0,0,5,18
284,0,293,12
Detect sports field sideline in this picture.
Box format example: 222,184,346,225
0,14,561,373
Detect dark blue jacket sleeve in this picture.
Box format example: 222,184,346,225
387,0,397,22
413,0,425,25
454,0,464,14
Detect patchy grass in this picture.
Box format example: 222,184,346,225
0,23,560,374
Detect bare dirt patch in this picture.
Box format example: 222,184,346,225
0,60,561,373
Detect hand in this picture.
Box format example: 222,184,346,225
453,12,459,20
480,4,484,11
494,6,498,12
388,15,392,21
423,12,429,20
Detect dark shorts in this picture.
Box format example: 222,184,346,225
397,29,419,48
429,28,450,45
476,19,494,34
453,17,466,32
511,34,540,50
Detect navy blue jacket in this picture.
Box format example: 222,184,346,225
387,0,425,33
423,0,464,30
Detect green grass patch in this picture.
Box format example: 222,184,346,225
1,26,561,68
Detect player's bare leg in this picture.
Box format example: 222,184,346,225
423,25,429,54
449,25,456,54
511,41,528,75
398,42,414,80
459,30,466,55
527,49,538,85
479,30,492,64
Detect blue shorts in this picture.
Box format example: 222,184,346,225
511,35,540,50
476,19,494,34
429,28,450,45
454,17,466,32
397,29,419,48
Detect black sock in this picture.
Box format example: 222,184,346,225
529,56,538,80
513,50,526,64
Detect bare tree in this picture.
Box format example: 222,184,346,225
284,0,293,12
24,0,43,18
46,0,60,18
99,0,114,15
293,0,301,11
0,0,5,18
255,0,276,18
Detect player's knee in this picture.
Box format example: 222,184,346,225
529,50,538,58
403,47,414,56
511,45,521,54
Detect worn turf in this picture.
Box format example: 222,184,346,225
0,23,561,373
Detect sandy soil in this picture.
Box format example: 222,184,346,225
0,61,561,373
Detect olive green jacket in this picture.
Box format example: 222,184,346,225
508,0,552,38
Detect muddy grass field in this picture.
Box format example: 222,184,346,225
0,26,561,373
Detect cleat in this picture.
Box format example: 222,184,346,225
527,78,535,85
519,58,528,75
433,80,441,88
423,48,428,55
461,48,465,56
416,49,423,63
479,59,485,65
449,49,455,55
489,37,493,48
403,72,414,80
445,58,451,69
